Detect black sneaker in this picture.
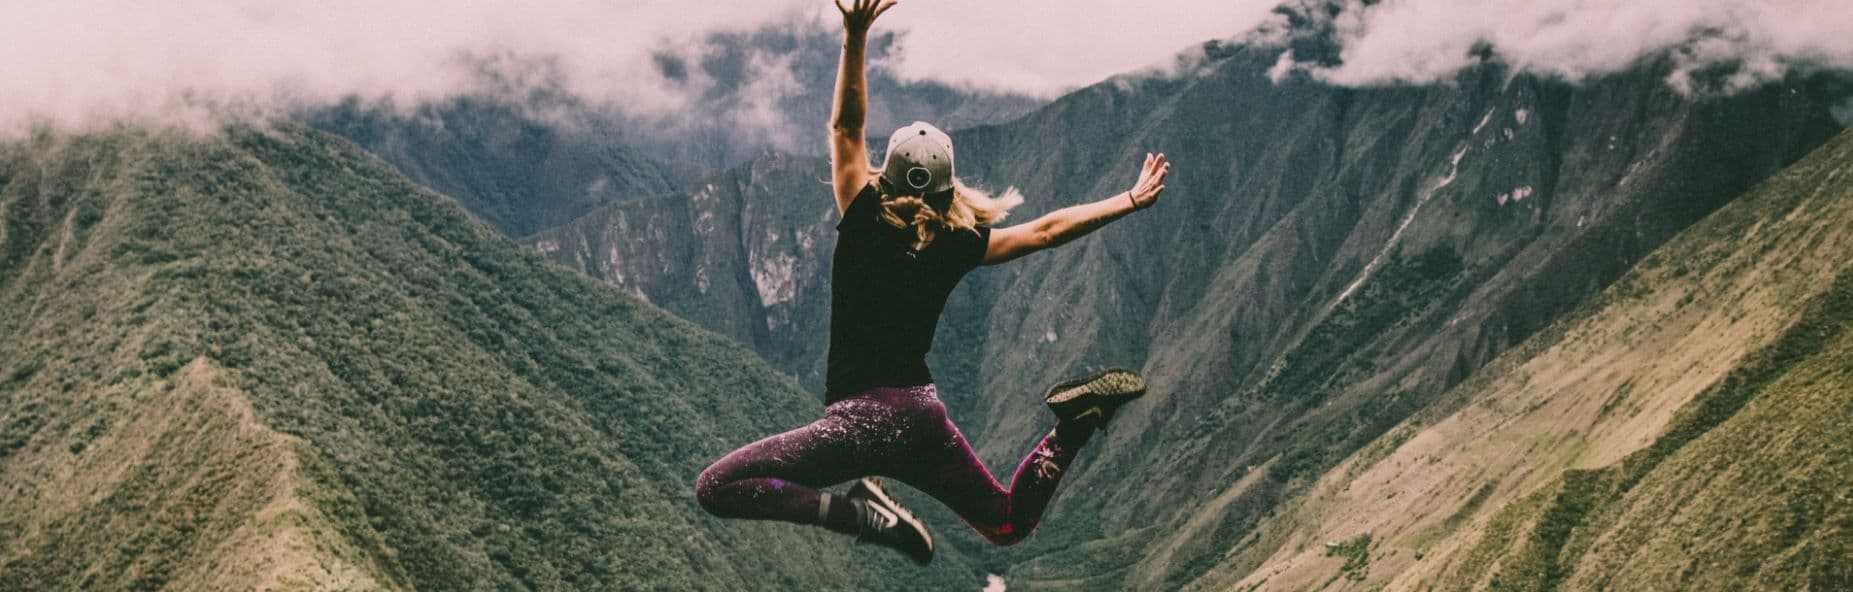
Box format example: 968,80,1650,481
1044,368,1147,428
848,477,934,565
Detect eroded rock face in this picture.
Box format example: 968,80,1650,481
528,153,843,395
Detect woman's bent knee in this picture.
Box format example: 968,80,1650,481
694,461,731,516
974,521,1031,547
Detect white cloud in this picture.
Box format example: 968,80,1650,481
7,0,1846,135
1,0,813,133
876,0,1278,94
1278,0,1853,91
0,0,1276,134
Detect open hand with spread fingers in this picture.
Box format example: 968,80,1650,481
836,0,897,34
1129,152,1170,210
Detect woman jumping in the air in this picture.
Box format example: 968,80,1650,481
695,0,1171,564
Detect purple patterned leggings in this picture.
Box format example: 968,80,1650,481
694,384,1091,546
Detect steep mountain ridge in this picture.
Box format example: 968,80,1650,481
1207,124,1853,591
526,40,1847,588
0,126,983,590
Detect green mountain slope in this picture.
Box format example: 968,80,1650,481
0,125,984,590
525,41,1846,587
1203,123,1853,591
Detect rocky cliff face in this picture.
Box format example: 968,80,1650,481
528,153,840,397
527,40,1847,587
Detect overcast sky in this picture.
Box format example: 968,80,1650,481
0,0,1278,133
2,0,1849,134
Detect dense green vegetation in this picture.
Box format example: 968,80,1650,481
0,125,985,590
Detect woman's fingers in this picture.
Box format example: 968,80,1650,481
839,0,893,25
1127,152,1169,209
1133,152,1171,205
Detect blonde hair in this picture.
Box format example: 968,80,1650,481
877,178,1025,251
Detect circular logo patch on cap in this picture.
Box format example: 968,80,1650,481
906,167,933,190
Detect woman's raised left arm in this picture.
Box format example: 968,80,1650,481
829,0,896,215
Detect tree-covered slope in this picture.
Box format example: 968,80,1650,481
0,125,984,590
524,40,1847,588
1208,123,1853,592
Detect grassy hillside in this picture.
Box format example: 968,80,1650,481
0,125,985,590
1202,126,1853,590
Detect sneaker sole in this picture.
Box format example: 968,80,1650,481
853,478,934,561
1045,368,1147,406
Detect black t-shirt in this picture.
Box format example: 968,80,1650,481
825,185,991,402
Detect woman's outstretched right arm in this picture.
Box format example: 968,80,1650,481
830,0,895,214
981,153,1172,265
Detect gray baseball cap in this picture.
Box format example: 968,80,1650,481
880,121,955,195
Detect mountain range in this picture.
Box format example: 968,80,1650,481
2,18,1851,592
525,40,1850,589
